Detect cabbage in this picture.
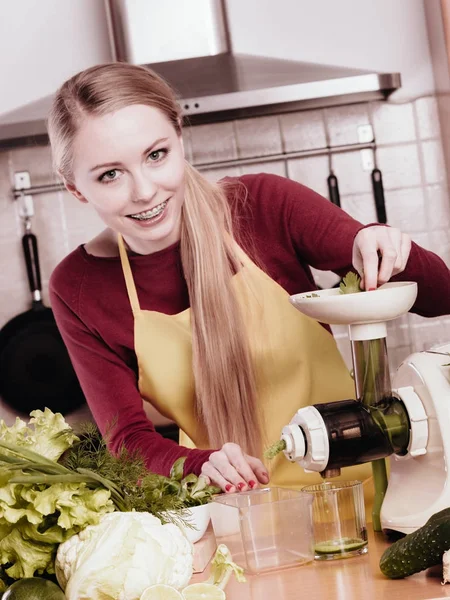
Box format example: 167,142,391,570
56,511,193,600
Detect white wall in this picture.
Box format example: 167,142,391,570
227,0,435,101
0,0,112,116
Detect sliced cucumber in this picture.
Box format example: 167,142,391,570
315,537,367,554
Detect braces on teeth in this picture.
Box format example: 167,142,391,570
130,201,167,220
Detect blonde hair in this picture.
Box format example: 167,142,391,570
47,63,261,456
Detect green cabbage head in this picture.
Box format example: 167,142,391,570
55,511,193,600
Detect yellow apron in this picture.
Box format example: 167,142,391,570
117,234,373,500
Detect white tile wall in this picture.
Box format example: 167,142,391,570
421,140,447,185
235,116,282,158
371,102,416,145
287,155,329,198
376,144,422,189
414,96,441,140
325,104,371,146
1,95,450,418
190,122,238,164
280,110,326,152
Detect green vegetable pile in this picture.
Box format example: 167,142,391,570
0,410,220,586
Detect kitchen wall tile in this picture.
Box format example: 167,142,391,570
0,284,29,329
376,144,421,189
383,187,427,233
190,122,238,164
310,267,341,290
0,192,21,243
421,140,447,185
240,161,287,177
330,151,373,195
325,104,370,146
414,96,441,140
30,193,69,283
235,116,282,158
371,102,416,145
287,155,329,198
280,110,326,152
10,145,56,186
340,193,378,224
425,229,450,267
0,150,11,202
409,231,432,252
410,319,450,351
426,185,450,231
182,127,194,163
61,190,104,245
387,315,411,349
389,345,412,374
200,165,243,183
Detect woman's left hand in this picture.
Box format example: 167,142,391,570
352,226,412,291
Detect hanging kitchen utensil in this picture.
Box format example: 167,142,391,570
0,214,86,415
327,146,341,208
371,166,387,224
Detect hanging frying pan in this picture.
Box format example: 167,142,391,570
0,222,85,416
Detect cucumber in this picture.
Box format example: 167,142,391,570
2,578,65,600
380,507,450,578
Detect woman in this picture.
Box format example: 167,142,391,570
48,62,450,497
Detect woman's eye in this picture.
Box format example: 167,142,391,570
148,149,168,162
99,169,118,182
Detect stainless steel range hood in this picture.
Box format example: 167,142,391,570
106,0,401,124
0,0,401,146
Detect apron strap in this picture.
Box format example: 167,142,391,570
117,234,141,315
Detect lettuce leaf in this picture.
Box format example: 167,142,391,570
0,408,78,461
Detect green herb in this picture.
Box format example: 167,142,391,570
60,423,221,513
264,439,287,460
339,271,362,295
0,412,220,581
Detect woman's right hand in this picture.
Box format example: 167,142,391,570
201,442,269,493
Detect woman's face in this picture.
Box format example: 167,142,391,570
67,104,186,254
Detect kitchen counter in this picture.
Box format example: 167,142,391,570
192,528,450,600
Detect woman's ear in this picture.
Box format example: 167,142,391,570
64,180,88,204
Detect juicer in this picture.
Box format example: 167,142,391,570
278,281,450,534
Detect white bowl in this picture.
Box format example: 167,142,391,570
163,504,211,544
290,281,418,326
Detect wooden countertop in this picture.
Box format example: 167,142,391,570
192,528,450,600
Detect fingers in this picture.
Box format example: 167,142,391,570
201,443,270,494
244,454,270,486
353,229,379,290
201,461,236,493
353,227,412,289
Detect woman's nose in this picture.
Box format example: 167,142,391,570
132,172,158,203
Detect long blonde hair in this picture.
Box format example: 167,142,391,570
47,63,261,455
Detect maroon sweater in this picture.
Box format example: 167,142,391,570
49,173,450,476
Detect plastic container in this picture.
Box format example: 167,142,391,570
210,487,314,574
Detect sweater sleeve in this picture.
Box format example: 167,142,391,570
266,173,450,318
49,282,213,478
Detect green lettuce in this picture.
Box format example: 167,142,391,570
0,411,113,579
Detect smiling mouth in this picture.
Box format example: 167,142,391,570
127,200,168,221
